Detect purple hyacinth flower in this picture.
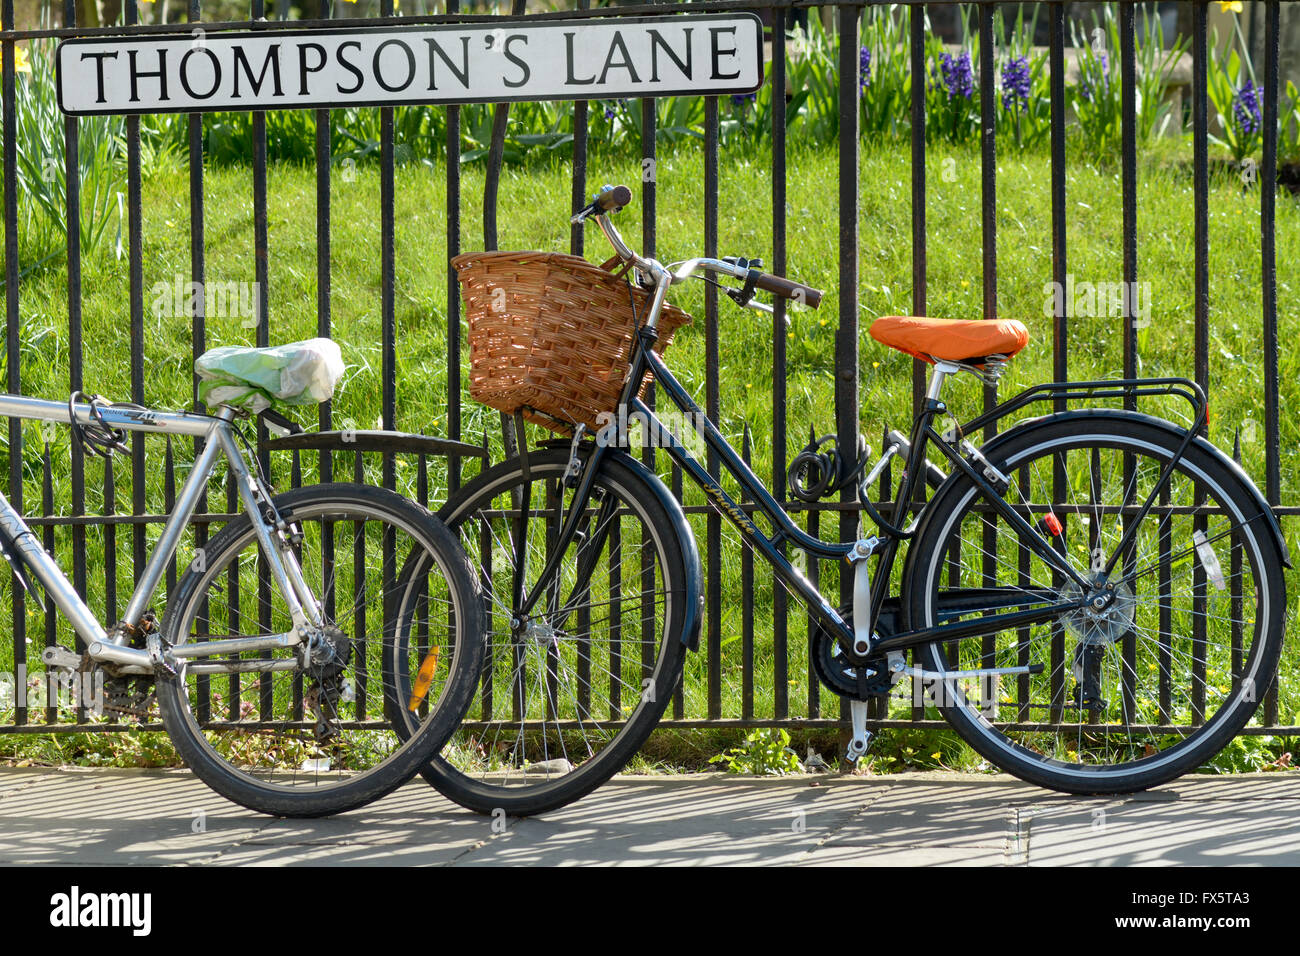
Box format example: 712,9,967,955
1001,55,1031,113
1079,51,1110,103
1234,80,1262,135
859,46,871,90
939,50,974,100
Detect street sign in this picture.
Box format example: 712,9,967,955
56,14,764,115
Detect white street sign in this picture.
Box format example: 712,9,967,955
56,14,763,115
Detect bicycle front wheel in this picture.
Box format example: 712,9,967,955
386,447,691,816
905,411,1286,794
157,483,484,818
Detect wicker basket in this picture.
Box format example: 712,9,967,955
453,250,692,432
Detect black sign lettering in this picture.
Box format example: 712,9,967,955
179,47,222,100
79,50,119,104
56,16,762,115
373,38,416,93
335,40,364,95
648,28,691,82
709,26,740,81
127,48,167,103
425,36,470,90
297,42,327,96
233,44,283,98
502,34,530,89
597,32,639,85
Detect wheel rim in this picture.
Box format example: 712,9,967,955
916,431,1273,779
415,457,680,797
168,497,467,796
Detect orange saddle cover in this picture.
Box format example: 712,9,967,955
870,316,1029,364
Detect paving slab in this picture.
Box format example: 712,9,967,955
0,767,1298,866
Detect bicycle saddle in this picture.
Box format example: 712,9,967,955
195,337,344,413
869,316,1029,364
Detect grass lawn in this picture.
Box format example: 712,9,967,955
3,135,1299,772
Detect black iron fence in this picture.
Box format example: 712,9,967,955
0,0,1296,738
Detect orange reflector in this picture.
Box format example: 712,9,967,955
407,648,440,712
1044,512,1063,537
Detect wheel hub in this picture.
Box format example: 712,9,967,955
1061,574,1136,647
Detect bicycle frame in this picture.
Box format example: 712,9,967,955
512,212,1222,663
0,393,324,675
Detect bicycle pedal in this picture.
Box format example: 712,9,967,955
844,698,873,765
42,646,83,672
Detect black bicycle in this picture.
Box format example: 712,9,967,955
388,184,1290,816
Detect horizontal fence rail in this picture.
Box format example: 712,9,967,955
0,0,1295,749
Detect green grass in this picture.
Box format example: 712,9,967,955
3,137,1300,773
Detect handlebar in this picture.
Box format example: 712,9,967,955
574,184,824,311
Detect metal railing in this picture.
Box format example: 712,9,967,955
0,0,1295,738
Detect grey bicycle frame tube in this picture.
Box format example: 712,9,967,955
0,392,321,663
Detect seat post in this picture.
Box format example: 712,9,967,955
925,360,962,402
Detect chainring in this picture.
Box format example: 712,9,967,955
812,604,897,701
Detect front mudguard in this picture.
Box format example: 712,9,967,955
606,448,705,650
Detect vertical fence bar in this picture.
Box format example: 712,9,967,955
640,93,658,691
570,0,590,259
445,0,461,491
188,1,208,714
836,2,860,611
251,0,272,716
6,0,27,725
909,2,928,724
1047,0,1070,724
1192,1,1209,398
909,3,927,417
1188,0,1211,729
741,425,754,721
42,447,55,724
704,94,721,720
64,0,87,628
771,3,789,725
977,2,998,685
316,0,333,484
1261,0,1280,725
1119,1,1137,396
126,0,147,596
1049,0,1067,394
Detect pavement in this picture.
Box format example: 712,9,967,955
3,766,1300,866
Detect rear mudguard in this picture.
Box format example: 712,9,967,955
902,408,1291,602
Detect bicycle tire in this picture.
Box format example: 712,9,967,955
385,447,690,816
156,482,485,818
904,411,1287,794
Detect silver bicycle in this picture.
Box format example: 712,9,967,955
1,342,484,817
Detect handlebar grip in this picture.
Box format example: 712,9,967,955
596,185,633,213
753,272,823,309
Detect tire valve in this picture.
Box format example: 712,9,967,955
1192,530,1227,591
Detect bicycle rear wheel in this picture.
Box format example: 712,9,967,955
156,483,484,817
385,447,691,816
904,412,1286,794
